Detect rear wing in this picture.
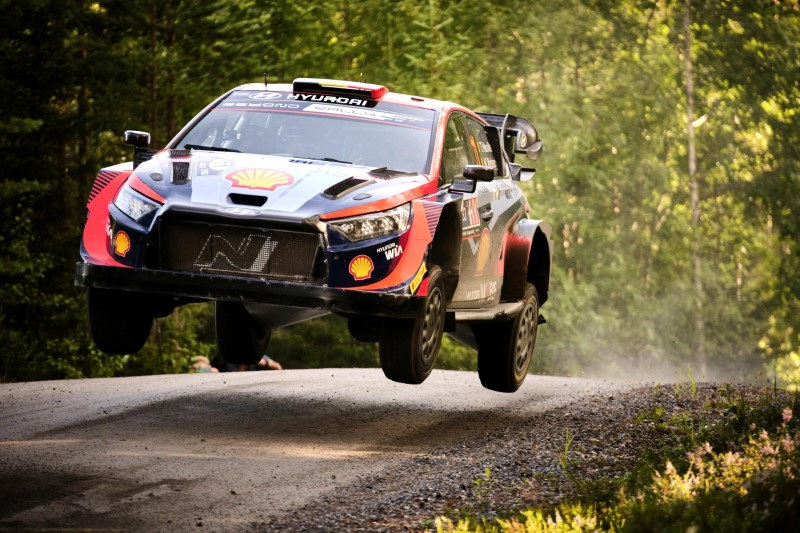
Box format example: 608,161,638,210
477,113,542,180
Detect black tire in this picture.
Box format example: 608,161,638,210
379,265,445,384
475,283,539,392
88,288,153,354
215,301,271,365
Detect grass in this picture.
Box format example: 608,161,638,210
434,385,800,532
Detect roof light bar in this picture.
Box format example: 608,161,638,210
292,78,388,100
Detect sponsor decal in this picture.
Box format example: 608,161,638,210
289,93,369,107
463,281,498,301
225,207,256,215
349,255,374,281
226,169,294,191
304,104,428,125
248,92,283,100
221,102,300,109
113,231,131,257
475,228,491,275
462,198,480,229
377,242,403,260
209,159,231,172
409,262,427,295
194,234,276,273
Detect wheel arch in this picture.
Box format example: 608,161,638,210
427,200,462,301
527,224,552,305
501,219,552,305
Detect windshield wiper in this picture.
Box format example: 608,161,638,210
295,155,352,164
369,166,417,177
184,144,241,153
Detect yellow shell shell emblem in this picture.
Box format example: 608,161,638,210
349,255,374,281
226,168,294,191
476,228,491,275
113,231,131,257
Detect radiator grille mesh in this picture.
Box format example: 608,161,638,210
158,219,326,284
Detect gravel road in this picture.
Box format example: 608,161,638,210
0,369,645,531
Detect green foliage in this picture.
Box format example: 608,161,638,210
123,303,217,376
269,315,379,369
435,389,800,532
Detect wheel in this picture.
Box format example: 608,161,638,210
379,265,445,384
88,288,153,354
215,301,271,365
474,283,539,392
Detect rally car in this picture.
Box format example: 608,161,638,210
76,78,553,392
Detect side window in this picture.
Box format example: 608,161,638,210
440,114,471,186
463,117,498,172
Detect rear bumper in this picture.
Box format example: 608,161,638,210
75,262,426,318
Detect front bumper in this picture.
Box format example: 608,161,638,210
75,262,426,318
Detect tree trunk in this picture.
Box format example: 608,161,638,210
683,0,706,377
149,0,158,145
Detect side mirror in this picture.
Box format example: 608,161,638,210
463,165,495,182
450,165,495,194
124,130,155,169
124,130,151,148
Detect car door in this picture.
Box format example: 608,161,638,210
442,113,505,307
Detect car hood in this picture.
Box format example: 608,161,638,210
131,150,432,222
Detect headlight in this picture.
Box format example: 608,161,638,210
328,203,411,242
113,182,161,221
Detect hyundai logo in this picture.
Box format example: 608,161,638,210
225,207,256,215
248,92,282,100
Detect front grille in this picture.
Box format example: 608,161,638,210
158,219,327,284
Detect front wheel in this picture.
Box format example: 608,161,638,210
88,288,153,354
474,283,539,392
215,301,271,365
379,265,445,384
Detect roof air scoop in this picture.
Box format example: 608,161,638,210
292,78,388,100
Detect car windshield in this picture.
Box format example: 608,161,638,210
175,90,436,174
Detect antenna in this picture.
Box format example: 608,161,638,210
360,11,382,82
263,72,268,87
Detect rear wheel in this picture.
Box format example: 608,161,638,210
215,301,271,365
474,283,539,392
379,265,445,384
88,288,153,354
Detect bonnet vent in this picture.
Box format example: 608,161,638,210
322,177,373,199
172,161,191,184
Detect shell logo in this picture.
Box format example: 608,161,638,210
113,231,131,257
226,168,294,191
476,228,491,275
349,255,374,281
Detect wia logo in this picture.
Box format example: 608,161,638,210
193,234,277,273
384,245,403,260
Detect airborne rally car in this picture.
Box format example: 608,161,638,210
76,78,553,392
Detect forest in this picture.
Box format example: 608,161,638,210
0,0,798,385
